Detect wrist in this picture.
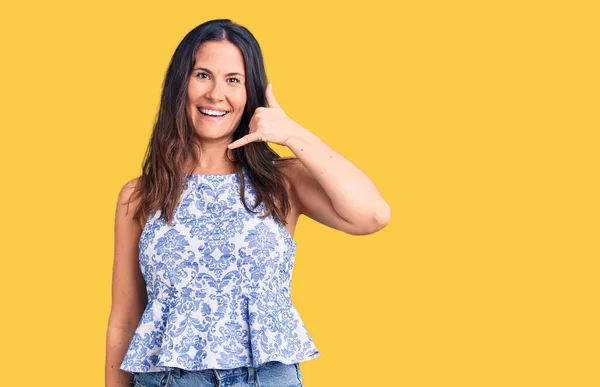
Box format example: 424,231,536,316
283,124,311,149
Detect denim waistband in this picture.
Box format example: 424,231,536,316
169,364,257,384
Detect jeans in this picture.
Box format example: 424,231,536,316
132,361,304,387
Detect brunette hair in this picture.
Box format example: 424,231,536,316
128,19,293,229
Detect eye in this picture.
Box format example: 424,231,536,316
195,72,241,84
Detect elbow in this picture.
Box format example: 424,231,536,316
372,203,391,231
351,203,391,235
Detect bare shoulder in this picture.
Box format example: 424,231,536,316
273,157,303,196
273,157,309,183
119,176,141,201
116,176,143,232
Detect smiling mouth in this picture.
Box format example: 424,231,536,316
198,107,229,117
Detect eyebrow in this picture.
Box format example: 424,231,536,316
193,67,245,78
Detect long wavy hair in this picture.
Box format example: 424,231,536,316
128,19,293,229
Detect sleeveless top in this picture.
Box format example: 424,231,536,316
119,166,320,373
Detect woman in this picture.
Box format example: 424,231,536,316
105,19,390,387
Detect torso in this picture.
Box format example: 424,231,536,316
121,163,319,372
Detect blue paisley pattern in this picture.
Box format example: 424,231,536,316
120,167,320,373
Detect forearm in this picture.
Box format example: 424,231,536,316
285,125,390,225
105,325,135,387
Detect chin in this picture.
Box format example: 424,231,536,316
194,130,234,141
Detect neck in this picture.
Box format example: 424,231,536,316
184,137,238,174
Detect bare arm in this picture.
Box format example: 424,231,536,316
283,128,391,235
105,178,148,387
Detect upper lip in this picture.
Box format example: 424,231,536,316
198,106,229,113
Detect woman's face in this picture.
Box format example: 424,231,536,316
186,40,247,142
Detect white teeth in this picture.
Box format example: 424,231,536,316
199,108,228,116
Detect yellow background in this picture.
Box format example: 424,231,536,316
0,1,598,386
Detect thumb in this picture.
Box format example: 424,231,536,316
265,83,280,109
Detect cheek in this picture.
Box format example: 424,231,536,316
186,103,196,119
234,95,247,111
231,87,246,107
187,82,206,101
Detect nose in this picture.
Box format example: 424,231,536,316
205,79,226,101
